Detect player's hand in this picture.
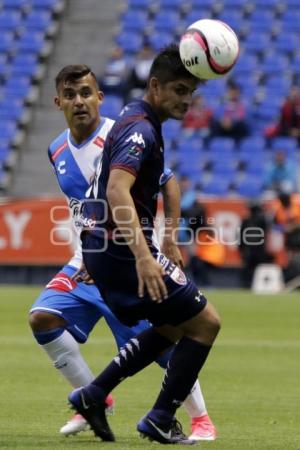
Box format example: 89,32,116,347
71,263,94,284
161,240,184,269
136,255,168,303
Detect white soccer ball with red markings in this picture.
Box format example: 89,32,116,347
179,19,239,80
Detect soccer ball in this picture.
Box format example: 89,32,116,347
179,19,239,80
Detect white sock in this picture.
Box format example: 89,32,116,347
42,330,94,388
183,379,207,418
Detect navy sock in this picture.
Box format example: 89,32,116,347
33,327,65,345
84,327,172,400
152,336,212,416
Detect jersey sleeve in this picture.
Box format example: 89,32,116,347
110,121,155,177
47,146,54,166
159,167,174,187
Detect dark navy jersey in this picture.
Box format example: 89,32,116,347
82,100,164,250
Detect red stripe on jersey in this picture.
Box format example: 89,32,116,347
94,136,105,148
52,141,68,161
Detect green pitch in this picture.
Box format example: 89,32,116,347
0,287,299,450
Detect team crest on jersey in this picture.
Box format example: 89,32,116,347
46,273,77,292
125,132,145,147
170,266,187,285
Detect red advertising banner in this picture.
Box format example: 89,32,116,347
0,197,73,264
1,195,298,266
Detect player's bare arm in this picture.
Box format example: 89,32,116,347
107,168,168,302
160,175,184,268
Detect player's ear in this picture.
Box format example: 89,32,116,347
149,77,159,94
97,90,104,105
54,96,62,110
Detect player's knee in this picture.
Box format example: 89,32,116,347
29,311,66,332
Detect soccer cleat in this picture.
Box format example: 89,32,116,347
60,394,115,436
60,413,88,436
137,415,196,445
189,414,217,441
68,387,115,441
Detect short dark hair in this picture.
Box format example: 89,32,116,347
147,43,198,86
55,64,98,90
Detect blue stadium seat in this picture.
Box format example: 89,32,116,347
261,53,289,75
0,32,15,54
243,32,271,54
24,10,53,31
203,178,231,196
0,120,17,141
152,11,180,32
236,178,263,197
270,137,298,153
121,10,148,32
232,54,258,76
264,77,291,97
184,10,213,26
100,95,123,120
148,32,174,51
0,10,22,31
239,136,266,152
0,99,24,121
162,119,181,141
16,31,46,54
208,137,235,152
31,0,59,10
274,33,298,56
2,0,29,9
160,0,185,9
249,9,274,26
4,76,32,99
116,31,143,53
291,54,300,75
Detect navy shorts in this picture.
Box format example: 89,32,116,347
82,234,207,327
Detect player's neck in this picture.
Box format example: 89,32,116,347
70,118,101,145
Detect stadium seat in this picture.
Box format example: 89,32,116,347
239,136,266,152
23,10,53,32
148,32,174,52
0,10,22,31
236,178,263,197
0,99,24,121
2,0,29,9
0,32,16,54
116,31,143,54
121,10,148,32
0,121,17,141
270,137,298,153
202,178,231,196
232,54,258,76
152,11,181,32
162,119,181,141
184,9,213,26
274,33,298,56
15,31,47,54
261,53,289,75
31,0,60,10
264,77,291,97
99,95,123,120
243,32,271,54
160,0,185,9
208,137,235,152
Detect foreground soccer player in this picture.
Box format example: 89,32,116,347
70,45,220,444
29,65,216,440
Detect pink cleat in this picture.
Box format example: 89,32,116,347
189,414,217,441
60,394,115,436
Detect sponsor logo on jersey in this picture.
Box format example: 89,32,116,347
57,160,66,174
125,132,145,147
46,272,77,292
93,136,105,148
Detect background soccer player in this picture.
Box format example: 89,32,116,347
69,45,220,444
29,64,216,440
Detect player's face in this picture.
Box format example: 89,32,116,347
55,74,103,133
151,78,199,121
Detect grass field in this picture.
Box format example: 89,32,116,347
0,287,299,450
